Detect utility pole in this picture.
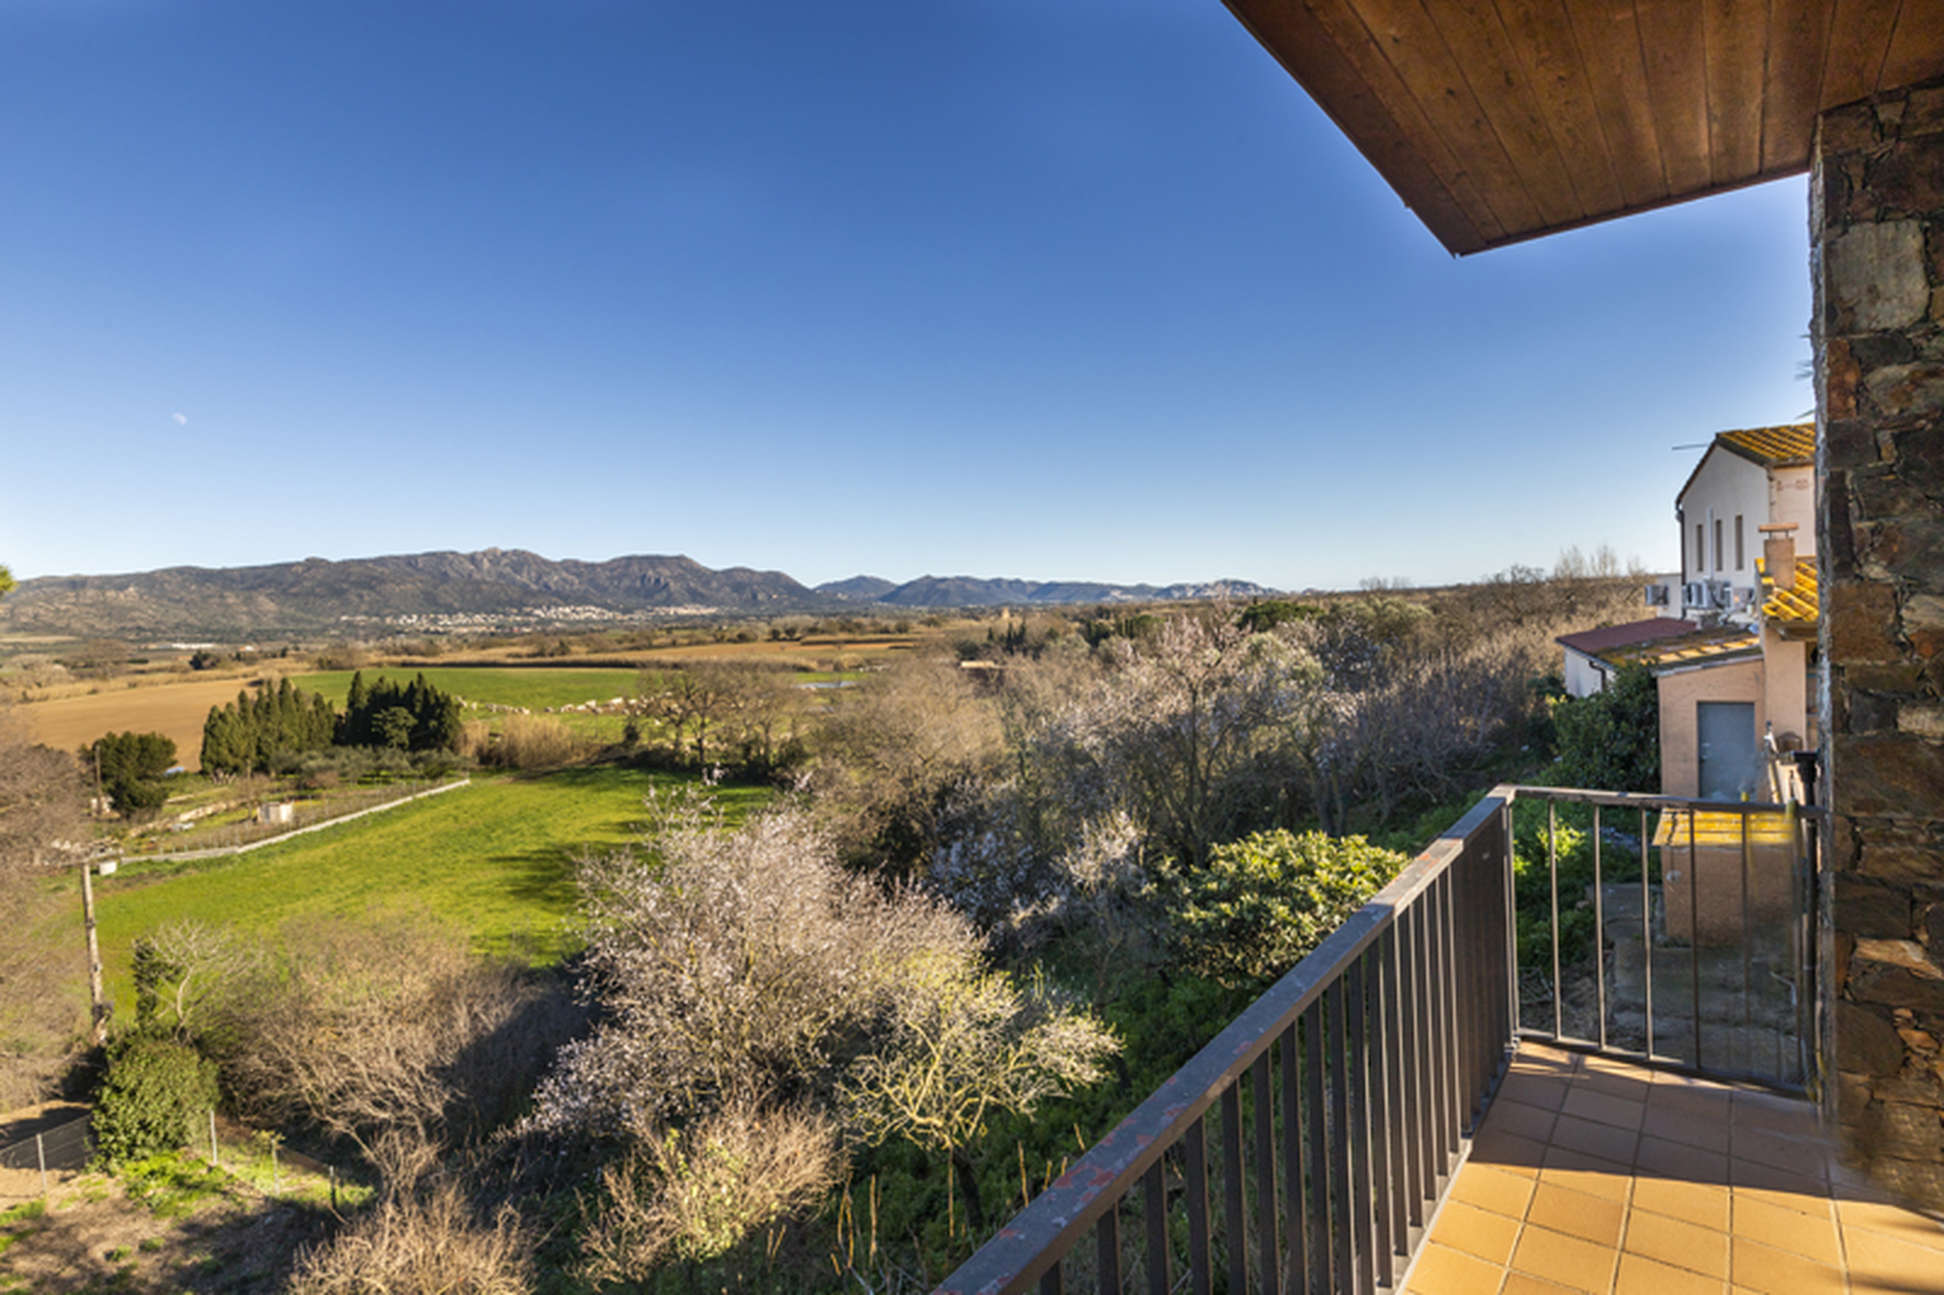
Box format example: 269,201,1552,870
80,858,107,1046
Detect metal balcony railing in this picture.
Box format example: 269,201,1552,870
935,784,1821,1295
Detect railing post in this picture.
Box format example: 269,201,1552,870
36,1131,47,1200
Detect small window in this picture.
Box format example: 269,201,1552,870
1695,524,1705,576
1735,514,1745,570
1714,519,1723,571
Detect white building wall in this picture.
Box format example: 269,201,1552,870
1768,463,1817,555
1563,648,1611,698
1677,447,1770,587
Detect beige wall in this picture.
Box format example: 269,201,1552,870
1768,463,1817,556
1657,657,1765,798
1761,625,1810,752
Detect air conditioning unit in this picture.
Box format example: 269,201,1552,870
1683,581,1712,609
1729,586,1757,610
1644,583,1671,606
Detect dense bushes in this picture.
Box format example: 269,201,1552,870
86,730,176,816
200,680,337,775
93,1035,220,1164
1550,663,1660,792
337,672,463,753
1168,830,1408,987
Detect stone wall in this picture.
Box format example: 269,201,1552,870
1812,74,1944,1208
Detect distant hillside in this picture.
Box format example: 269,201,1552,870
0,549,1278,639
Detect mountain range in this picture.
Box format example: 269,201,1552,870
0,549,1274,639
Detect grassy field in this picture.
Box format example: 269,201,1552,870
291,666,644,711
87,766,768,1014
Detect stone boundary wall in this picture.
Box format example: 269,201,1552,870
1812,73,1944,1208
121,777,471,866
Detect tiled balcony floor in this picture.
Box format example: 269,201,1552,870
1401,1043,1944,1294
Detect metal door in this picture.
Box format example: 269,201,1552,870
1697,700,1758,800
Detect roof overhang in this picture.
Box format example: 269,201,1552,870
1221,0,1944,254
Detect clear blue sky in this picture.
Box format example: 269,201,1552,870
1,0,1812,592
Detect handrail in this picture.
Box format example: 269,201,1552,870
937,792,1515,1295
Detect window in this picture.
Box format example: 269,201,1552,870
1696,523,1705,575
1714,519,1723,571
1735,514,1745,570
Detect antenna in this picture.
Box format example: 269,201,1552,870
1671,442,1708,450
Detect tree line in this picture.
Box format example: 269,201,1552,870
201,672,462,776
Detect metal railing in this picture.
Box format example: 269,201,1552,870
936,783,1821,1294
1505,785,1822,1094
938,793,1516,1295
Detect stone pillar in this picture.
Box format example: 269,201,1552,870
1812,75,1944,1208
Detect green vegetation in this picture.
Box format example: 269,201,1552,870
1167,830,1410,987
93,1036,221,1165
93,767,768,1012
87,730,177,817
1550,662,1660,792
336,671,462,751
200,678,337,775
293,666,642,712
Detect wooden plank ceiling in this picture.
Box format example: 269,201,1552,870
1222,0,1944,253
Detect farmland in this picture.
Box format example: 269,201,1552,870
85,766,768,1014
290,666,642,711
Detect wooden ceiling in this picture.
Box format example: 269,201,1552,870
1222,0,1944,254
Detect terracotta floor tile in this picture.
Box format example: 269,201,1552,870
1550,1113,1639,1165
1731,1192,1840,1265
1562,1085,1647,1131
1526,1180,1625,1247
1575,1068,1653,1105
1499,1071,1571,1113
1634,1133,1729,1183
1730,1125,1829,1177
1728,1235,1845,1294
1451,1162,1538,1219
1487,1097,1563,1144
1472,1126,1548,1177
1631,1175,1731,1230
1429,1199,1524,1266
1730,1090,1818,1137
1405,1240,1508,1295
1842,1223,1944,1294
1501,1274,1579,1295
1638,1103,1732,1154
1836,1196,1944,1252
1614,1251,1728,1295
1510,1224,1619,1292
1623,1208,1729,1279
1646,1084,1735,1123
1517,1042,1583,1072
1538,1145,1634,1204
1728,1159,1830,1214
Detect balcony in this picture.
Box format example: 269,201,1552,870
937,786,1944,1294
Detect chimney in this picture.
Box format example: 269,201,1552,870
1760,523,1798,591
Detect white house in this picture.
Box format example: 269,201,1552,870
1673,424,1816,620
1558,422,1820,801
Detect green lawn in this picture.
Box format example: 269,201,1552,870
290,666,648,711
91,766,768,1014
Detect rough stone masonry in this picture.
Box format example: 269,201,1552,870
1813,71,1944,1208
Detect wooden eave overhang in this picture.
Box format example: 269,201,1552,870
1221,0,1944,254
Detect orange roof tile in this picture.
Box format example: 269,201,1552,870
1759,555,1819,627
1717,424,1815,467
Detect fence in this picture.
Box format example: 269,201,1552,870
1505,785,1821,1093
0,1113,93,1203
937,782,1822,1294
938,793,1515,1295
121,777,470,865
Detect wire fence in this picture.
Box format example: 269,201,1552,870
119,777,470,863
0,1113,93,1204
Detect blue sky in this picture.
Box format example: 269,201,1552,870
1,0,1813,592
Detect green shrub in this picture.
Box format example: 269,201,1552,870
1550,663,1659,792
93,1036,219,1166
1168,830,1408,987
